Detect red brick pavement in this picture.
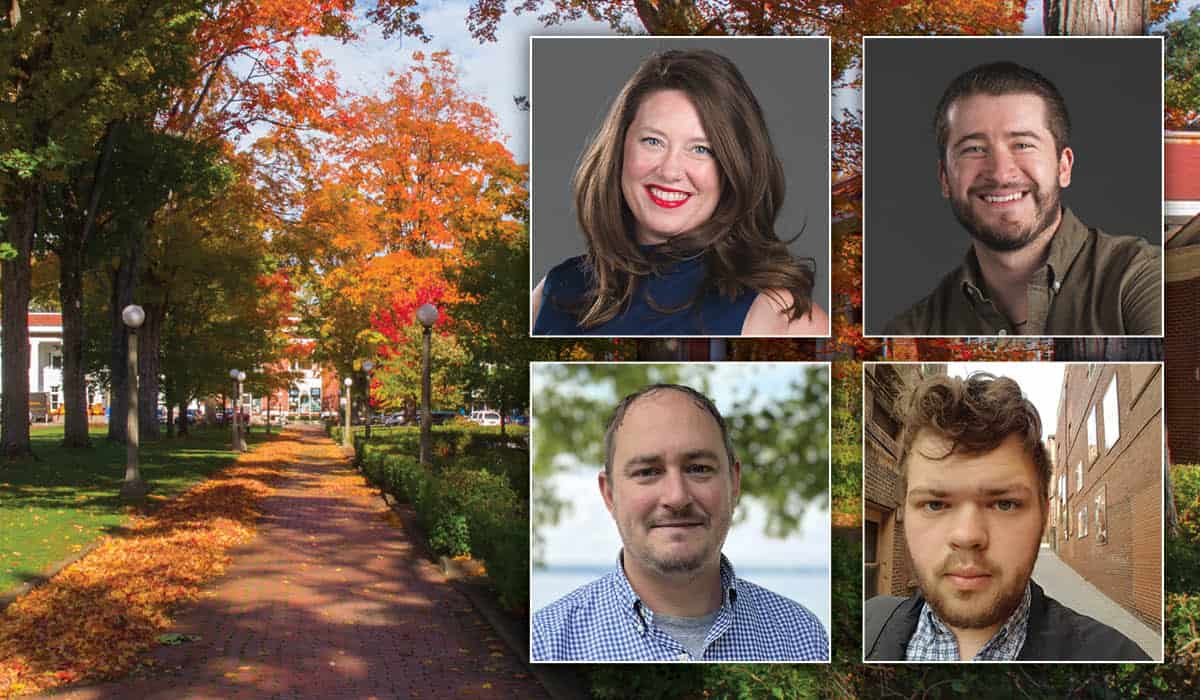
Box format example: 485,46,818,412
38,425,547,700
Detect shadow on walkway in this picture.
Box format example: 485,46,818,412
38,425,547,700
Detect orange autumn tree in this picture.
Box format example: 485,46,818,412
101,0,356,446
284,50,528,380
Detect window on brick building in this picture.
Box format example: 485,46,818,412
1087,406,1099,466
1078,506,1088,538
1102,376,1120,452
1075,461,1083,493
1095,486,1107,545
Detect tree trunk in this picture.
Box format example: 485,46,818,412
137,303,163,442
165,402,175,438
59,255,90,447
1,182,38,459
178,399,190,437
1045,0,1146,35
107,254,137,443
59,123,116,448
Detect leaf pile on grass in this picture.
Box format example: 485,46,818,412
0,440,293,697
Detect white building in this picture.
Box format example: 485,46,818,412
0,312,106,415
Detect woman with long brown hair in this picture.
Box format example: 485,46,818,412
531,48,828,336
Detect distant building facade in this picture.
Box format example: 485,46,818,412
1165,132,1200,463
863,363,946,599
1052,364,1163,630
0,312,106,415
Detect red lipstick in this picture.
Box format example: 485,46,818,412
645,185,690,209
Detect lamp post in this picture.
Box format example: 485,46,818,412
229,369,241,451
343,376,353,449
362,360,374,441
236,370,247,451
120,305,147,500
416,303,439,466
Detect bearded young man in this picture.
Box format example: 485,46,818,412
531,384,828,662
883,61,1161,336
864,373,1150,661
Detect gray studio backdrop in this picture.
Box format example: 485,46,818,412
530,37,831,314
862,37,1162,336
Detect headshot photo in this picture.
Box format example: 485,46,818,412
529,362,831,662
530,37,831,337
862,37,1163,337
863,363,1163,662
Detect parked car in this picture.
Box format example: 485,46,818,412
478,410,501,426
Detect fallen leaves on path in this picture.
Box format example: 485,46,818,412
0,438,296,698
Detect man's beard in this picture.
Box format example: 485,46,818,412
911,552,1035,631
948,179,1062,253
626,505,727,576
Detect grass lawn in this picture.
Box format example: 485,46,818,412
0,424,257,594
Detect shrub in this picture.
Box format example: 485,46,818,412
430,514,471,558
352,424,530,613
473,509,529,613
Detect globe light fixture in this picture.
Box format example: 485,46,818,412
416,303,439,328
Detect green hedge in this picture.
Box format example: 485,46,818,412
358,441,529,612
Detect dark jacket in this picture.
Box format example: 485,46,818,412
865,581,1152,661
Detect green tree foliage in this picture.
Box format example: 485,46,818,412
450,230,539,430
1,0,204,457
370,321,469,412
1163,5,1200,128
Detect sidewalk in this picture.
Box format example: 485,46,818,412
39,424,547,699
1033,545,1162,659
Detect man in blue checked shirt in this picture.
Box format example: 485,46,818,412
531,384,829,662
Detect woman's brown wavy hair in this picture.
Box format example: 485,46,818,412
571,49,816,329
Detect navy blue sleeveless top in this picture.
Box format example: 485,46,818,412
532,251,758,336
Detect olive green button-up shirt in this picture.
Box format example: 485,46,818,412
883,208,1162,336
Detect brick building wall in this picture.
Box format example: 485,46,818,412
1166,246,1200,463
863,363,936,598
1053,364,1163,630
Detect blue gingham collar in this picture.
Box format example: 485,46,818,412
610,550,740,626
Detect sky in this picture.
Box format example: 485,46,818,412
945,361,1065,440
532,363,831,569
303,2,613,163
301,0,1200,167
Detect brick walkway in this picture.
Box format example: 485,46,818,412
40,425,547,700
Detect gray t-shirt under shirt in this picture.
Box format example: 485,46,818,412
654,609,720,660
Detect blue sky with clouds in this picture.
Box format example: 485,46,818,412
302,2,613,162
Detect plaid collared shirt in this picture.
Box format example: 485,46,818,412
532,553,829,662
905,583,1032,661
